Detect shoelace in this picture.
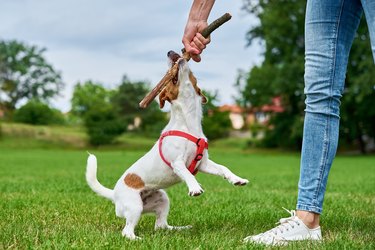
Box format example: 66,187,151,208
263,208,301,237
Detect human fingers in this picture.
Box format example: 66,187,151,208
182,36,200,55
193,36,206,51
195,32,211,46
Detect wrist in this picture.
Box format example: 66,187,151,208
186,20,208,32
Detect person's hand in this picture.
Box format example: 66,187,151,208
182,20,211,62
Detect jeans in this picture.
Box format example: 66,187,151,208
297,0,375,214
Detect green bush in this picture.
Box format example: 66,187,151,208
261,113,303,149
203,110,232,140
13,100,65,125
84,107,126,146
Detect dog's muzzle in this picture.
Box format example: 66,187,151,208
167,50,181,63
167,50,186,69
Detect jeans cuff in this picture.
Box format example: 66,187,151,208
296,203,323,214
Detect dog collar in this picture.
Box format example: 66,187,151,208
158,130,208,175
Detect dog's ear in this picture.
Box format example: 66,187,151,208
159,89,167,109
201,92,208,104
189,72,208,104
158,82,179,108
195,87,208,104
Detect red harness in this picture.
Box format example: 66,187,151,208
158,130,208,176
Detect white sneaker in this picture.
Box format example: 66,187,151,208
244,208,322,246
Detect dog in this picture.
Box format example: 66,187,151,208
86,51,249,240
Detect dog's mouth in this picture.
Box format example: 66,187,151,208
167,50,186,85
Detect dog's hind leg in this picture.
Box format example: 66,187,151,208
142,189,192,230
115,188,143,240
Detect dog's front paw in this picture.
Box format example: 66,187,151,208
229,176,249,186
188,187,204,196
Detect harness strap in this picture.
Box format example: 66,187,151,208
158,130,208,175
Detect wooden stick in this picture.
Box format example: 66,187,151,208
139,13,232,109
138,66,178,108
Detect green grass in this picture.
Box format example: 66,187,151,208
1,148,374,249
0,123,374,249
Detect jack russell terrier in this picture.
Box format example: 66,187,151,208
86,51,249,240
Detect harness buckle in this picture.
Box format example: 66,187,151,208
196,138,202,146
195,153,203,161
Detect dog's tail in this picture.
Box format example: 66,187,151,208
86,153,114,202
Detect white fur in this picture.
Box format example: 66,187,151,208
86,59,249,240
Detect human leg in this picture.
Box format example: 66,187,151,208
245,0,364,245
297,0,363,217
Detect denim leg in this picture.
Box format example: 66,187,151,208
297,0,362,214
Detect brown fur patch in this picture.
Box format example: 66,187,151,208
189,72,208,104
124,173,145,189
159,71,208,108
159,79,179,108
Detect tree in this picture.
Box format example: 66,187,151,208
84,106,125,146
71,80,113,117
0,40,63,113
239,0,375,151
202,90,232,140
13,99,65,125
111,76,166,135
71,80,125,146
238,0,306,149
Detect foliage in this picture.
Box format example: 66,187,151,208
202,90,232,140
71,78,167,145
239,0,375,152
84,106,125,146
71,81,125,145
111,76,166,135
13,99,65,125
0,40,63,113
237,0,306,150
71,81,114,117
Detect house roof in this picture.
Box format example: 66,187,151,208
219,104,243,113
219,97,284,114
261,97,284,113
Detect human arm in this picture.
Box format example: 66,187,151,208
182,0,215,62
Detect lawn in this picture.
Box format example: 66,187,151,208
0,130,374,249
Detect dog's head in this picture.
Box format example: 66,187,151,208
158,51,208,109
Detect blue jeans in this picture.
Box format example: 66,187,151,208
297,0,375,214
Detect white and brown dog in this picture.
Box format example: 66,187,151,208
86,51,249,240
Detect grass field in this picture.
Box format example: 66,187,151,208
1,124,375,249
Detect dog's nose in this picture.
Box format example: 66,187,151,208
167,51,174,57
167,50,181,63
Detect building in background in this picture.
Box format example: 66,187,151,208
219,97,284,138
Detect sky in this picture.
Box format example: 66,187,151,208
0,0,263,112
